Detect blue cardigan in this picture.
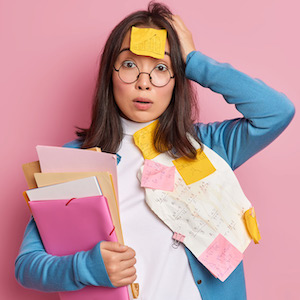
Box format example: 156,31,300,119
15,51,295,300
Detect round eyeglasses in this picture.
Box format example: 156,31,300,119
113,60,175,87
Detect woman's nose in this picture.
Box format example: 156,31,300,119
135,72,151,90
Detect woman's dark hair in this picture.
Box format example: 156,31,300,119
77,1,202,159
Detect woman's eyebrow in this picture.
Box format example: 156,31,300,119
118,47,171,57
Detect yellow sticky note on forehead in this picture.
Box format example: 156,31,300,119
172,149,216,185
130,26,167,59
133,120,160,160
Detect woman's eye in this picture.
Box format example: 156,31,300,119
122,60,136,68
155,64,168,72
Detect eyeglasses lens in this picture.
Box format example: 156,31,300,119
118,65,171,87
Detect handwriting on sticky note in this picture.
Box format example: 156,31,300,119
244,207,261,244
198,234,243,282
141,160,175,192
172,149,216,185
133,121,161,160
130,26,167,59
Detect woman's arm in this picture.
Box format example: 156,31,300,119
186,51,295,170
15,217,114,292
171,15,295,170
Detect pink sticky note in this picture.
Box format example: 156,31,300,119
141,160,175,192
198,234,243,282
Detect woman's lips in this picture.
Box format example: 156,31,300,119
133,98,153,110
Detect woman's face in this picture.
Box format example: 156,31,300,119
112,29,175,123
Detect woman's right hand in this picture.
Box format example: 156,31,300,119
100,241,137,287
170,15,196,63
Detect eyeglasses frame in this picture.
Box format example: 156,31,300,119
113,58,175,87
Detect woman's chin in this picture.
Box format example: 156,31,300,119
120,113,157,123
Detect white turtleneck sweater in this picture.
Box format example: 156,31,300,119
117,117,201,300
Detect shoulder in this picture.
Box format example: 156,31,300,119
63,139,82,148
194,121,236,167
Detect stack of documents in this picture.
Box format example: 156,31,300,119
22,145,135,300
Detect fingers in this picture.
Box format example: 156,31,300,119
115,273,137,287
116,265,137,281
100,241,137,287
110,262,137,287
119,256,137,271
100,241,128,253
171,15,186,31
120,247,136,261
170,15,196,63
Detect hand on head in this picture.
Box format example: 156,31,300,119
170,15,196,63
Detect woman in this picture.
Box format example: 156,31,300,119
15,2,295,299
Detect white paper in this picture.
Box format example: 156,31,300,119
26,176,102,201
138,144,252,258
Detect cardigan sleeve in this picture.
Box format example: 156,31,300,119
186,51,295,170
15,217,113,291
15,141,115,292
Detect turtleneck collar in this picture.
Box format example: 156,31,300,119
121,117,156,136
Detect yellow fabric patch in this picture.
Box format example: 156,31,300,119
244,207,261,244
133,120,160,160
172,149,216,185
130,26,167,59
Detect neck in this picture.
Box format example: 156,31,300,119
120,117,156,136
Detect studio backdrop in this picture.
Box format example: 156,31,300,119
0,1,299,299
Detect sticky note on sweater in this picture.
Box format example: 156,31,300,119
244,207,261,244
133,120,160,159
198,234,243,282
141,160,175,192
172,149,216,185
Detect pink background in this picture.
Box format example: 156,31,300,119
1,0,299,299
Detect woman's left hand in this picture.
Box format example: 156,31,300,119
170,15,196,63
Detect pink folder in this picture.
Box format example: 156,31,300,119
29,196,129,300
36,145,119,199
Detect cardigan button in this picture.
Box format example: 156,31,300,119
197,280,202,284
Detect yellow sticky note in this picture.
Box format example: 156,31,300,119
172,149,216,185
244,207,261,244
130,26,167,59
131,282,139,299
133,120,160,160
